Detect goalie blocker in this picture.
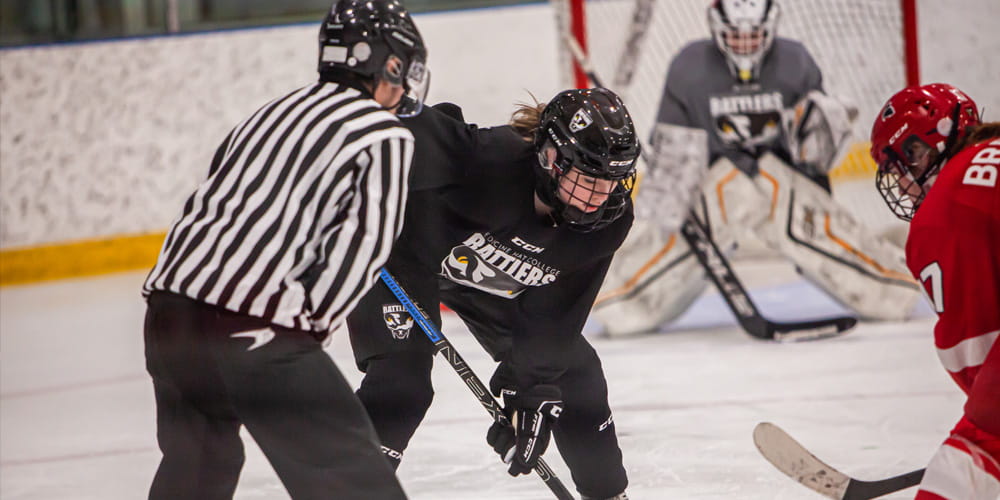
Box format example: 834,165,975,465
593,152,921,336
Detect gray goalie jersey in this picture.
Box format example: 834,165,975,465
655,37,823,175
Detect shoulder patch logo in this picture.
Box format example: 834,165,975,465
382,304,415,340
569,108,593,133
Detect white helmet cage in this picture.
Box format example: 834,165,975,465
708,0,780,83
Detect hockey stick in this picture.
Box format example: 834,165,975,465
680,205,857,341
562,35,857,341
378,269,576,500
753,422,925,499
611,0,656,90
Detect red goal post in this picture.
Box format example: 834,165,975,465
553,0,920,236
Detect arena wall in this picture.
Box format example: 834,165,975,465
1,0,996,285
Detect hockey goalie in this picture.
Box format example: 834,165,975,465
592,92,922,337
590,0,921,337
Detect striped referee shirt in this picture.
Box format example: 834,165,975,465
143,82,413,335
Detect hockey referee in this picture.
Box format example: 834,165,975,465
140,1,429,498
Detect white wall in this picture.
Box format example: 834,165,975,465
917,0,1000,114
0,4,560,248
1,0,997,249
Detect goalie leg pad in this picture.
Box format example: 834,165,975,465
593,160,770,336
754,153,922,320
697,157,772,248
592,219,709,336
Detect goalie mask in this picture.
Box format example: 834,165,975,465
708,0,779,83
318,0,429,117
534,88,640,233
870,83,980,222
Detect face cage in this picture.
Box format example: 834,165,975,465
709,6,776,82
553,170,636,233
722,28,766,56
874,165,922,222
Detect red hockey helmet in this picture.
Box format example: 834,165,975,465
869,83,980,221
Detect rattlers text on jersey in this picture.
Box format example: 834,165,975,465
352,102,633,383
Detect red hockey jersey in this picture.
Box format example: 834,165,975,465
906,137,1000,425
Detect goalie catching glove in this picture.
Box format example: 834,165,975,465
486,384,563,476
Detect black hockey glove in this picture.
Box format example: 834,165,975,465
485,384,563,476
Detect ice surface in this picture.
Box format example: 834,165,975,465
0,265,955,499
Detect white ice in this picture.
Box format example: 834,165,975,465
1,261,957,499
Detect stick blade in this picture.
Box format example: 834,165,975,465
771,316,858,342
753,422,850,499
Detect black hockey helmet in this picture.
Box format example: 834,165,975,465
318,0,429,116
534,88,640,232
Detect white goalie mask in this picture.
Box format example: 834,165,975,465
708,0,779,83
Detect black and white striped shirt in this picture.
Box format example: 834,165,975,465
143,82,413,334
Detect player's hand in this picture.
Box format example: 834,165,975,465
485,384,563,476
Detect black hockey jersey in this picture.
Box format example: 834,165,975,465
391,103,633,388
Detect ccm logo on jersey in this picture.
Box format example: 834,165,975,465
962,139,1000,188
511,236,545,253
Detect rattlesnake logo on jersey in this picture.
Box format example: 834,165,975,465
382,304,414,340
710,91,784,150
441,232,560,299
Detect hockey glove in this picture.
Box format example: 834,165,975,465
485,384,563,476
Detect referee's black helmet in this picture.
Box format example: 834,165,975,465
318,0,429,116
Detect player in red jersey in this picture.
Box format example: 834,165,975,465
871,83,1000,499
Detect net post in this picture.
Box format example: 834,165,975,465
901,0,920,86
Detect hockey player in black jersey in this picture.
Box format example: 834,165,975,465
346,88,638,500
141,1,428,498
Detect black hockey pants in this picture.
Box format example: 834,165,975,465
144,291,406,500
348,281,628,499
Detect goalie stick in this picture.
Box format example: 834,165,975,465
611,0,656,90
681,204,857,341
753,422,925,499
378,269,576,500
562,34,857,341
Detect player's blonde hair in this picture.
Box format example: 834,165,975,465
509,94,546,142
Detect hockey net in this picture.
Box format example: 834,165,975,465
553,0,917,240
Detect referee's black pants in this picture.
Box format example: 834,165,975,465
144,291,406,500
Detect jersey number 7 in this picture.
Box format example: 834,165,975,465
919,262,944,313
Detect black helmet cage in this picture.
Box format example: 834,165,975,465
318,0,429,116
533,88,640,232
874,155,926,222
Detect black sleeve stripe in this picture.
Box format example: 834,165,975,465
157,86,339,293
147,86,317,292
188,87,355,301
308,132,411,329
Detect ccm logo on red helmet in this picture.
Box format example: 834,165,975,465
889,123,909,145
